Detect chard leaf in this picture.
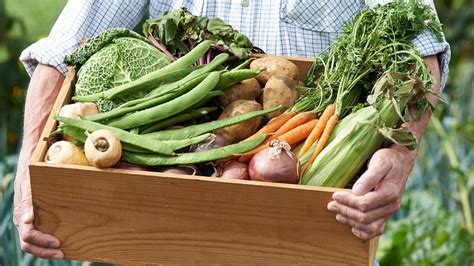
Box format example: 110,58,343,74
206,18,253,59
143,8,255,60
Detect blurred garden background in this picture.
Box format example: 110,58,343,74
0,0,472,265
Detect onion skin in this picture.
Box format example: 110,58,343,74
248,140,299,184
221,161,249,180
190,134,228,153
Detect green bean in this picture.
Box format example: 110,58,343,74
129,128,139,134
215,68,263,91
86,73,210,122
107,71,221,129
56,124,87,142
55,116,175,155
72,40,213,102
188,90,224,110
114,54,228,109
124,133,211,152
57,123,207,152
233,58,252,70
122,134,267,166
140,107,218,134
145,105,282,141
163,133,211,151
147,53,229,98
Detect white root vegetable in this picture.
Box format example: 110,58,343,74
84,129,122,168
45,141,89,166
59,103,99,141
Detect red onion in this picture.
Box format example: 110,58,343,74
190,134,228,153
221,161,250,180
248,140,299,183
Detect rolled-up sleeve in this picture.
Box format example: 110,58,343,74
20,0,149,76
412,29,451,91
366,0,451,90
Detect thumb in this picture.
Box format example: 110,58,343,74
353,152,391,196
21,206,34,224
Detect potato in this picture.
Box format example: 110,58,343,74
219,78,261,107
250,57,300,84
262,75,300,119
215,100,262,144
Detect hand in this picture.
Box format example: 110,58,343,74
327,145,417,240
13,64,65,259
13,169,64,259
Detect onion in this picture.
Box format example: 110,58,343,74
161,165,201,175
190,134,228,153
248,139,299,183
221,161,249,180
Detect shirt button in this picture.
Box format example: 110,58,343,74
241,0,249,7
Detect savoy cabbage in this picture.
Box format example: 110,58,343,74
67,29,170,112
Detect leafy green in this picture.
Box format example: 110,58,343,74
143,8,254,59
64,28,151,66
69,29,170,112
205,18,253,59
292,0,443,117
378,191,473,266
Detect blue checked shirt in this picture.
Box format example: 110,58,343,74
20,0,450,89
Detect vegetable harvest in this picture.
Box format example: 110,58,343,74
48,1,444,192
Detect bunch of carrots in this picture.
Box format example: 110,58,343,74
236,103,338,176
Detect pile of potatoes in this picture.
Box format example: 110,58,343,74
216,56,302,144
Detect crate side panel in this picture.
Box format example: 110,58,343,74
30,164,369,265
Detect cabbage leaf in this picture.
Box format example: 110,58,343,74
68,29,170,112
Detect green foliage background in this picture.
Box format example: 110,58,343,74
0,0,472,265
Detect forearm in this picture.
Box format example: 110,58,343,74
14,64,64,198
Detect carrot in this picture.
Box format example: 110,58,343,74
245,111,296,141
298,104,335,158
239,119,317,162
302,114,339,172
217,112,296,163
266,111,316,142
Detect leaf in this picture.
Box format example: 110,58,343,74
74,36,170,112
64,28,150,66
378,127,418,150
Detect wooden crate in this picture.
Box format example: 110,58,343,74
29,55,378,265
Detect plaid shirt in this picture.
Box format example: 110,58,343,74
20,0,450,89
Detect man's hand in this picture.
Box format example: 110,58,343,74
327,55,441,240
13,188,63,259
14,64,65,259
327,145,416,240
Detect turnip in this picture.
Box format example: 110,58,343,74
58,102,99,141
85,129,122,168
45,141,89,166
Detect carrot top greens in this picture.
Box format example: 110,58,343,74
291,0,443,118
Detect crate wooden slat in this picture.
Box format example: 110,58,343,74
29,55,377,265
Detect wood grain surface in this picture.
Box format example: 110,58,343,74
30,162,374,265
